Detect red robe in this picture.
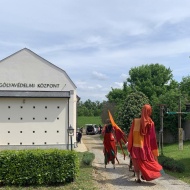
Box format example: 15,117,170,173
102,125,117,164
128,118,163,181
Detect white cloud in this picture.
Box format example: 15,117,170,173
1,0,190,101
92,71,108,80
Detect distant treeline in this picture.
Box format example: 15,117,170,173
77,99,104,116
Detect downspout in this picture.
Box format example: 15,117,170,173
67,97,70,150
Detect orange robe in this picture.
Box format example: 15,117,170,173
108,110,127,160
128,118,163,181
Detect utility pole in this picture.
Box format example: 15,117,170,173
167,96,187,150
178,97,183,150
167,108,188,150
158,104,166,156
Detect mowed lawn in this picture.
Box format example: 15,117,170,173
77,116,103,128
162,140,190,184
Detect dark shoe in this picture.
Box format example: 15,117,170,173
141,175,145,180
135,179,142,183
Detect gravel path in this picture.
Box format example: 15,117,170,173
82,134,190,190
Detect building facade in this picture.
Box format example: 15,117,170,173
0,48,77,150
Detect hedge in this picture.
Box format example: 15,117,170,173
0,149,79,186
158,155,185,173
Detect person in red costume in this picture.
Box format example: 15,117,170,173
127,104,164,183
102,119,117,169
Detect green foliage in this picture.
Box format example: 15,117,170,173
0,149,79,186
117,91,149,132
127,63,173,101
82,151,95,166
77,99,102,116
158,155,185,173
106,87,129,105
180,75,190,98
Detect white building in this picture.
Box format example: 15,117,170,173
0,48,77,150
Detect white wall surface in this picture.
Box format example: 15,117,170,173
0,49,76,91
0,49,77,149
0,98,69,145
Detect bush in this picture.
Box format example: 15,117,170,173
0,149,79,186
158,155,185,173
117,91,149,132
82,151,95,166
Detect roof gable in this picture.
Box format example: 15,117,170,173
0,48,76,91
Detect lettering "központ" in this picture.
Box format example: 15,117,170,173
37,83,60,88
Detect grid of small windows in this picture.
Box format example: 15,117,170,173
7,105,61,108
6,105,61,120
5,104,63,145
7,142,54,146
7,130,61,133
6,129,61,145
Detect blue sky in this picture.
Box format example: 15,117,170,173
0,0,190,102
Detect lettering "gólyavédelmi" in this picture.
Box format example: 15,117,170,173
0,83,60,88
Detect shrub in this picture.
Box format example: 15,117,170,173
158,155,185,173
0,149,79,186
117,91,149,132
82,151,95,166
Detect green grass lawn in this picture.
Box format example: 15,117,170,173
77,116,102,128
161,140,190,184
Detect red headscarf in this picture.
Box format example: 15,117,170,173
140,104,154,135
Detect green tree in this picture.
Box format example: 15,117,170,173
106,88,124,104
77,99,102,116
77,101,85,116
180,75,190,99
127,64,173,101
117,91,149,132
106,82,132,105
